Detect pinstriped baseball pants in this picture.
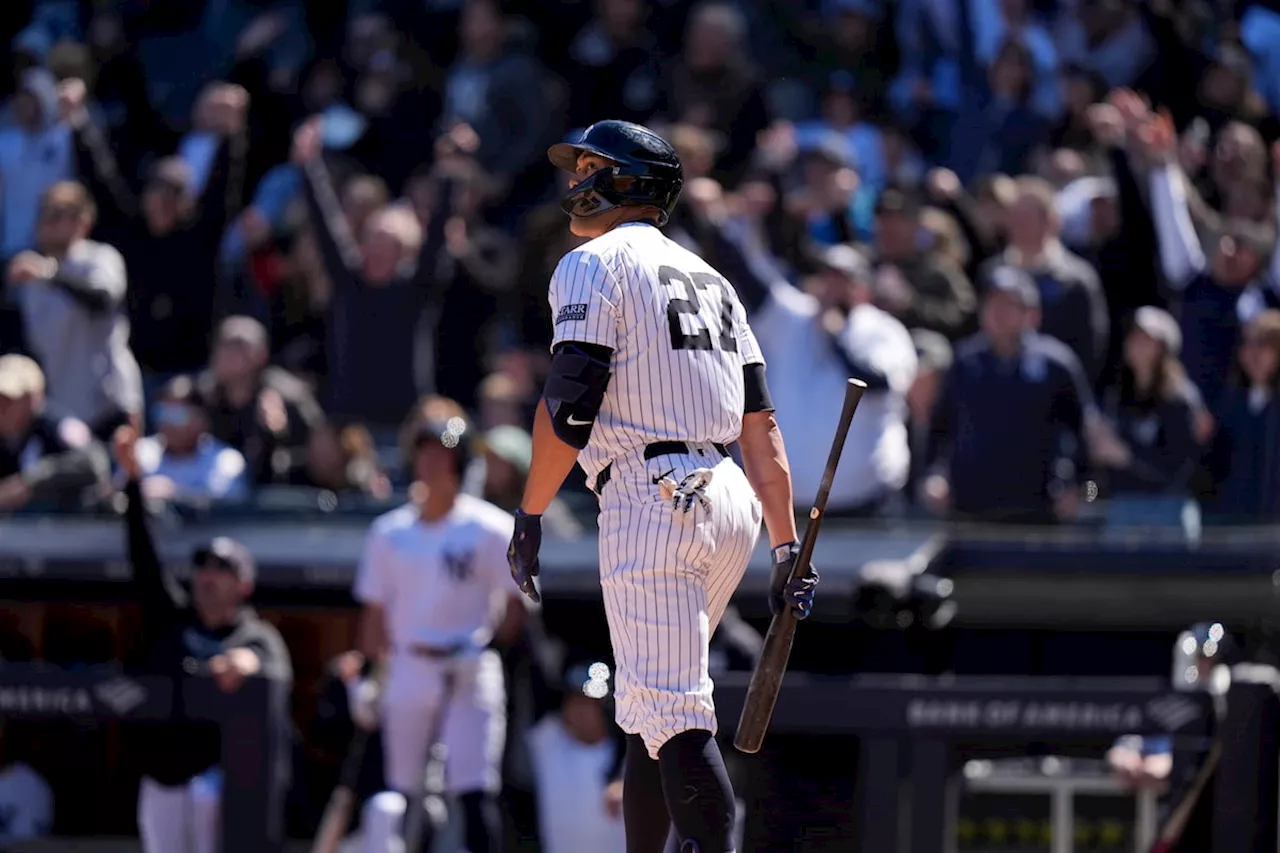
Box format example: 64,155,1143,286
597,447,762,759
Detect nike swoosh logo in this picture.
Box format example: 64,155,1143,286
566,415,594,426
652,468,675,484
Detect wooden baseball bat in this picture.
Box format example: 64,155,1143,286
311,662,386,853
734,378,867,754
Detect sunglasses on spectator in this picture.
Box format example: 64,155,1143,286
153,402,196,428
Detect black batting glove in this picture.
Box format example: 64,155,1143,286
508,509,543,604
769,542,819,620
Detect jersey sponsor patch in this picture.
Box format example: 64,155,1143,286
555,303,589,325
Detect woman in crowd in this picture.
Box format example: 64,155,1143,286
1092,306,1204,538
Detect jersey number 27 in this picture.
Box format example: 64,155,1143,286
660,265,738,352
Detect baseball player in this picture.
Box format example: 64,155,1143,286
354,395,524,853
506,120,819,853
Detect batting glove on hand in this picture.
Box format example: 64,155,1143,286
769,542,819,620
507,510,542,604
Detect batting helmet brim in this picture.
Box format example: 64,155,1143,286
548,139,618,175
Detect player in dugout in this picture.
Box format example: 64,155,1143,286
113,425,292,853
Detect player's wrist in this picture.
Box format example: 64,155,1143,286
515,507,542,519
771,542,800,564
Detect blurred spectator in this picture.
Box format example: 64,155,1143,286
0,723,51,844
294,117,431,430
1204,309,1280,521
514,168,588,360
0,67,72,259
330,423,392,499
1051,64,1109,151
85,8,168,180
133,375,249,506
562,0,664,128
1094,307,1203,536
1056,0,1155,90
7,180,141,438
197,316,334,488
1148,110,1280,411
481,424,583,538
75,81,248,383
924,266,1093,523
528,659,627,853
981,175,1110,385
871,185,977,339
442,0,552,200
1066,92,1163,384
0,354,108,512
948,39,1050,182
794,71,887,194
733,240,917,515
785,134,873,247
419,157,518,409
666,1,769,183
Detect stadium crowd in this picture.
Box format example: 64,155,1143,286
0,0,1278,847
2,0,1280,535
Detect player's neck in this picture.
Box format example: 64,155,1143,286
418,487,458,523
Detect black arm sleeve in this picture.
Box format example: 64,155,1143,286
123,479,188,634
743,363,775,413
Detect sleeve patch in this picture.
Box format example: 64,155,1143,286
555,303,589,325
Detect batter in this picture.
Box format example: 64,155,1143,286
354,395,522,853
506,120,819,853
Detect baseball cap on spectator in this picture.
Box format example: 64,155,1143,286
482,426,532,475
875,185,920,218
819,243,873,281
192,537,256,583
1133,306,1182,355
982,264,1040,310
0,355,45,400
911,329,954,375
217,316,270,350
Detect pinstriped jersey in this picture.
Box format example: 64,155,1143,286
547,221,764,481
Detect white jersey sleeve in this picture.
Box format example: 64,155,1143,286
732,296,766,367
549,249,623,351
353,526,390,605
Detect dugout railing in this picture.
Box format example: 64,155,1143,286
717,669,1279,853
0,665,291,853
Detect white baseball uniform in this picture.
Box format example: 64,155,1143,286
548,221,764,759
353,495,515,801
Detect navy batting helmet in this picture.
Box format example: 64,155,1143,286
548,120,683,226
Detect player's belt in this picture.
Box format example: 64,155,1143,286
592,442,730,495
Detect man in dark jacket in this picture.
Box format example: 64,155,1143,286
924,266,1094,524
0,354,108,512
113,425,291,853
979,176,1110,387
